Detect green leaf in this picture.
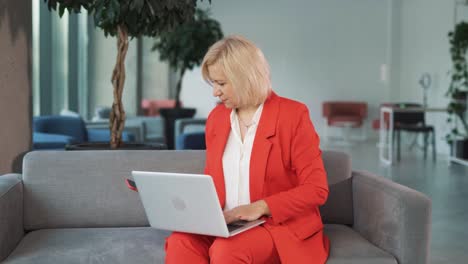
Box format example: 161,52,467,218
59,4,66,17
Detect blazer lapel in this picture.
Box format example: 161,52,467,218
250,92,279,202
210,107,231,208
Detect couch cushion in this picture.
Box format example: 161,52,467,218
4,225,397,264
3,228,171,264
320,150,354,225
22,150,206,230
22,150,352,230
325,224,397,264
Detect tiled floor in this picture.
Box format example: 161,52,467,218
322,139,468,263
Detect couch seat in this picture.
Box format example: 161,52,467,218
4,227,170,264
325,224,397,264
4,225,397,264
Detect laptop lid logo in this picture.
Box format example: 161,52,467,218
171,197,187,211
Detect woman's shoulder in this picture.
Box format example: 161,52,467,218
205,104,230,133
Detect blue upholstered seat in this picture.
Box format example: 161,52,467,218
176,131,206,150
33,116,134,149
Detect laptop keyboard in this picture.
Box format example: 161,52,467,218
227,220,250,232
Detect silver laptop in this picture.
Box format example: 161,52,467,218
131,171,265,237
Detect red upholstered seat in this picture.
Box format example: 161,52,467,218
322,102,367,128
372,119,381,130
322,102,368,143
141,99,179,116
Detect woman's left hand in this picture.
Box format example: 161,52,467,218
223,200,270,224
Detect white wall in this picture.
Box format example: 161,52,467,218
181,0,393,137
395,0,465,155
84,0,465,155
142,37,170,101
88,33,170,119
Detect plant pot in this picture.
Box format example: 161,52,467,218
453,139,468,159
159,107,196,149
65,142,167,151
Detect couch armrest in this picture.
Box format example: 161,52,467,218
0,174,24,261
352,171,431,264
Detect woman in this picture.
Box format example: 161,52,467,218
165,35,330,264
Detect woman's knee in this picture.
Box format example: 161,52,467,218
165,232,200,252
165,233,213,264
166,232,214,253
209,239,252,263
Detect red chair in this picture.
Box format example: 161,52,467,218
322,101,368,143
372,103,394,130
141,99,178,116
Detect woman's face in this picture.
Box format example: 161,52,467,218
208,64,238,109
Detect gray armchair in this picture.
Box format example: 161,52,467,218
0,150,430,263
318,151,431,264
0,174,23,261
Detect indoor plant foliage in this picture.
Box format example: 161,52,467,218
44,0,207,148
447,21,468,147
151,8,223,108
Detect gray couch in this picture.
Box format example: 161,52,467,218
0,150,431,264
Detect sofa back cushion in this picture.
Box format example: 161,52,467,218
22,149,352,230
22,150,205,231
320,150,353,225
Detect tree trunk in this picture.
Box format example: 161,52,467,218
175,68,185,108
109,25,129,149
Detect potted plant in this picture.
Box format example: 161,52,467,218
447,21,468,159
151,8,223,149
43,0,210,149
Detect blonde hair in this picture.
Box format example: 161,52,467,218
201,35,272,107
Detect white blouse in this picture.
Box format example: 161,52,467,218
222,104,264,211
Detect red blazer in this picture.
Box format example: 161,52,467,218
204,92,330,264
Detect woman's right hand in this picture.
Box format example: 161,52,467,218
223,200,270,224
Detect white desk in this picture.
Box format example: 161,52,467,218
379,106,446,165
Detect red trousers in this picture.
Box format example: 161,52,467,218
165,226,281,264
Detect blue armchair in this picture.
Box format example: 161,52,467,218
176,132,205,150
33,116,135,150
174,118,206,150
